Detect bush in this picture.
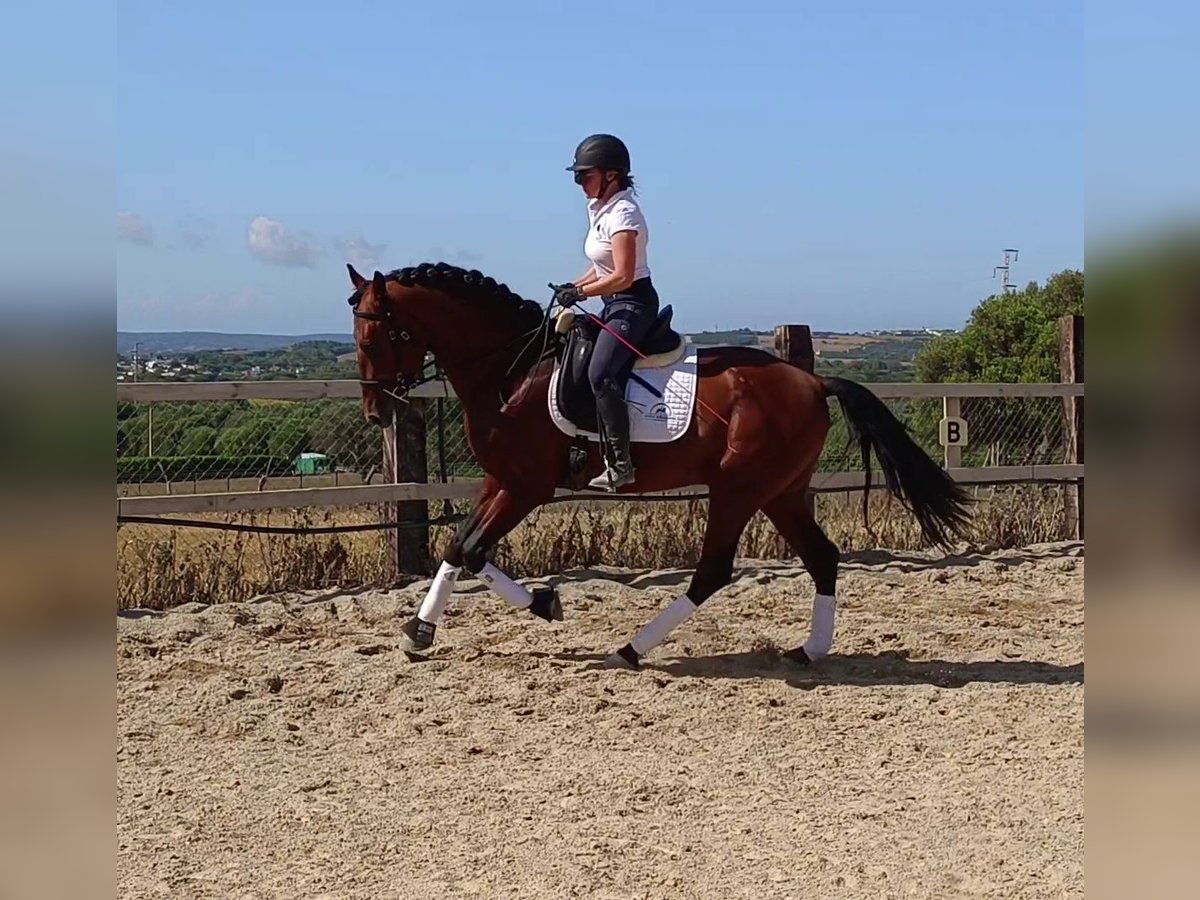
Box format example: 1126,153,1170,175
116,454,292,483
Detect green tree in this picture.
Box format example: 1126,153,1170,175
309,403,378,473
180,425,218,456
914,269,1084,466
268,412,312,461
916,269,1084,383
217,420,275,456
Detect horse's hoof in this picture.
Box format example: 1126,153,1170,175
399,636,429,654
603,645,642,671
399,616,436,653
785,646,813,666
529,586,563,623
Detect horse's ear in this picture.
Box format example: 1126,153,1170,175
372,270,387,298
347,263,366,290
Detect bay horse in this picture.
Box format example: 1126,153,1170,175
346,261,970,670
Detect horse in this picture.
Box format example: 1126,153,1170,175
345,261,971,670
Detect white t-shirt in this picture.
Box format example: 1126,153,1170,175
584,189,651,281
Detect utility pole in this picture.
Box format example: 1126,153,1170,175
993,248,1020,293
133,341,153,455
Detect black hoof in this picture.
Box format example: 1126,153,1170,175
400,616,436,653
784,646,812,666
603,644,642,671
529,586,563,623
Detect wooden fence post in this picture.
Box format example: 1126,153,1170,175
773,324,816,518
1059,315,1084,540
381,424,400,581
773,324,815,373
382,399,432,578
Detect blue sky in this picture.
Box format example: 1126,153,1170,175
114,0,1088,335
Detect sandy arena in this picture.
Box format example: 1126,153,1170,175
118,541,1084,899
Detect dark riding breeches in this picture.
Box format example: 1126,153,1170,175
587,277,660,397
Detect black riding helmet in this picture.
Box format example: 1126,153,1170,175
566,133,631,174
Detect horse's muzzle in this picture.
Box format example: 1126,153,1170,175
364,390,395,429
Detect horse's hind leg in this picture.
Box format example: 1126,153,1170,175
762,488,840,663
605,490,757,670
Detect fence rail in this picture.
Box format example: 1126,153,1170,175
116,464,1084,518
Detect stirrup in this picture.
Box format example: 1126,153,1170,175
588,463,635,491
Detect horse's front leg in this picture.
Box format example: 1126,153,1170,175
397,480,496,653
399,479,559,652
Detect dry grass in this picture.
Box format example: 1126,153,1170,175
117,484,1069,610
489,484,1068,577
117,507,394,610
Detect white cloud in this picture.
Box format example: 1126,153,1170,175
117,211,154,246
246,215,323,268
333,233,386,271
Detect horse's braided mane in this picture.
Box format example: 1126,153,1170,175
386,261,544,322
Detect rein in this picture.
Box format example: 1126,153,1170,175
497,301,556,408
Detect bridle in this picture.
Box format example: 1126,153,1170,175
349,291,439,405
349,285,556,406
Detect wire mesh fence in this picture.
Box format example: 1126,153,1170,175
818,395,1068,472
117,390,1074,497
116,396,479,494
956,396,1067,467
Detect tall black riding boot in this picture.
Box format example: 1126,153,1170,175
589,380,636,491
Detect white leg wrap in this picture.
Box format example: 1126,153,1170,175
630,595,699,656
803,593,836,660
476,562,533,609
416,561,461,624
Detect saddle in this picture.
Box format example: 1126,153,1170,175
552,305,686,433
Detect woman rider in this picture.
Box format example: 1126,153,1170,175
552,133,659,491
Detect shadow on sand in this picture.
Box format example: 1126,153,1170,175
541,541,1084,593
538,649,1083,690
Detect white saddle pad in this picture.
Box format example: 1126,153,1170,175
548,341,698,443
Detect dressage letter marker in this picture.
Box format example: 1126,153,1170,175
939,416,968,448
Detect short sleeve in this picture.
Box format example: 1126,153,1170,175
606,201,642,235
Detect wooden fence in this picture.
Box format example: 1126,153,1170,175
116,317,1084,572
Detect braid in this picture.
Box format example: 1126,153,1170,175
385,260,543,322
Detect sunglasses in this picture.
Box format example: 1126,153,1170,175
572,168,596,185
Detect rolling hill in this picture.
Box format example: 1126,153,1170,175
118,332,353,355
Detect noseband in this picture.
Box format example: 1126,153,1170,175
350,293,437,404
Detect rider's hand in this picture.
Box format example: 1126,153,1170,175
551,283,585,308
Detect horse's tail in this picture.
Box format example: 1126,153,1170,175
820,376,972,550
